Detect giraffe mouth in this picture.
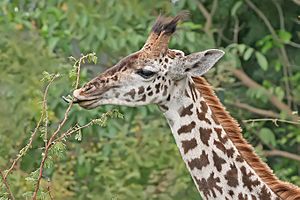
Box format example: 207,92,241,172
62,95,100,109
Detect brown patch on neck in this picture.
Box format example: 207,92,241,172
192,77,300,200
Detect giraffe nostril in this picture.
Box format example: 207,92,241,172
84,84,96,93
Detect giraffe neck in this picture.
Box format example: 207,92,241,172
161,76,280,200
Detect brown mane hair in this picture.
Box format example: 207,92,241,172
193,76,300,200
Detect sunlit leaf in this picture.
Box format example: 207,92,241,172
255,51,268,71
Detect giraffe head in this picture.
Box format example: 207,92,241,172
73,13,224,109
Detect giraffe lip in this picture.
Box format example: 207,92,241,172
62,95,98,105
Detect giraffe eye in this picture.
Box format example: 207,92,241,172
136,69,156,79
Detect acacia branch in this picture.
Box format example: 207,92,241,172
197,0,218,36
243,118,300,126
3,76,58,181
228,101,280,118
0,75,58,200
31,53,94,200
264,149,300,162
230,68,299,122
0,170,15,200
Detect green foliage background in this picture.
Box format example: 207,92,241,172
0,0,299,199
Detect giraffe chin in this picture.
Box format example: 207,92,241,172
77,99,100,109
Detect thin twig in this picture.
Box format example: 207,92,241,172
197,0,218,36
47,183,54,200
288,41,300,49
264,149,300,162
233,17,240,43
3,75,57,181
228,101,280,118
272,0,284,30
243,118,300,126
54,120,94,143
54,109,121,144
0,170,15,200
31,54,92,200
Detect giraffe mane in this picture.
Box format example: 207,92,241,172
192,76,300,200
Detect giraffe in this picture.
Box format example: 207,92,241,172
71,13,300,199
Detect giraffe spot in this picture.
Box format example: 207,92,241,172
166,94,171,101
188,150,209,170
196,109,211,124
140,94,146,102
214,140,226,154
138,86,144,94
177,121,196,135
188,81,197,102
238,193,249,200
146,86,151,91
240,166,260,191
212,151,226,172
185,89,190,98
214,128,228,143
164,58,168,63
236,155,244,162
200,101,208,113
112,76,118,81
148,91,153,96
251,195,257,200
160,104,168,111
181,138,197,154
155,83,161,93
124,89,136,99
228,190,234,197
199,127,212,146
163,85,168,96
184,68,191,72
179,104,193,117
195,172,222,199
226,147,235,158
224,164,239,187
258,185,271,200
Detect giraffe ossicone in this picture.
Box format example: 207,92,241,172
72,13,300,200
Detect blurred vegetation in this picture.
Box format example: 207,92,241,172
0,0,299,199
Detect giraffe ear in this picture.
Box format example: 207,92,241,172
183,49,224,76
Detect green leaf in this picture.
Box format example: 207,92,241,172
278,30,292,44
274,60,281,71
258,128,276,147
255,51,268,71
243,47,254,61
274,87,284,101
237,44,246,54
75,130,82,141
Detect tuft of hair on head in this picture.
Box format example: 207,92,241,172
151,11,189,36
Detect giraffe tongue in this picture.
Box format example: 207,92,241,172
62,95,79,104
